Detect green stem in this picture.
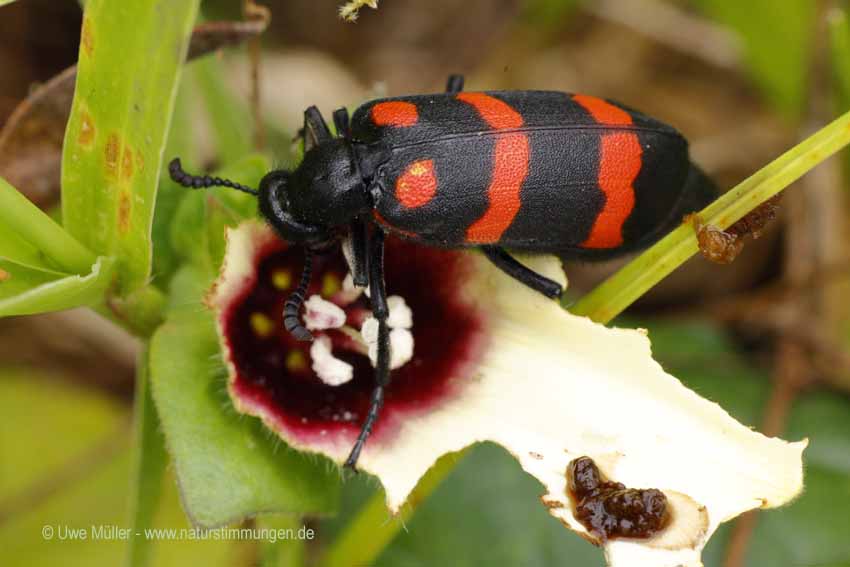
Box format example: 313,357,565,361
322,108,850,567
96,284,167,339
319,452,463,567
0,177,96,273
258,514,307,567
125,344,167,567
572,108,850,322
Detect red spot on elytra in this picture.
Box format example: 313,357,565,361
457,93,529,243
573,95,641,249
395,159,437,209
223,237,488,446
371,101,419,127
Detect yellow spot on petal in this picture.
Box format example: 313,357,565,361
272,269,292,290
321,273,341,297
285,350,308,372
0,268,9,282
250,312,275,338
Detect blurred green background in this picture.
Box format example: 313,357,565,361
2,0,850,566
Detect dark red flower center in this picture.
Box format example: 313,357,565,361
222,236,489,446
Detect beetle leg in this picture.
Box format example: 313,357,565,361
333,107,352,139
446,74,464,93
345,228,390,470
348,218,369,287
303,106,333,152
481,246,563,299
445,74,464,93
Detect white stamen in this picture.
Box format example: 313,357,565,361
386,295,413,329
389,328,413,368
359,295,415,369
303,295,346,331
362,315,415,370
361,317,379,344
338,273,366,304
310,335,353,386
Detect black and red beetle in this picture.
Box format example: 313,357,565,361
169,74,717,468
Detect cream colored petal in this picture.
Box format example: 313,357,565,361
356,253,804,566
214,222,805,567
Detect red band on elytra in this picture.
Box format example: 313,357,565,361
457,93,529,243
573,94,641,249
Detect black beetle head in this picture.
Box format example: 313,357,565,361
259,139,371,246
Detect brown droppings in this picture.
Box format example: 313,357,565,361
104,133,120,179
566,456,670,543
528,451,544,460
78,110,96,148
691,195,782,265
117,191,132,233
697,224,744,265
0,268,9,282
81,16,94,57
728,195,781,240
121,146,134,181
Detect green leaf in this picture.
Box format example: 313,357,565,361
650,322,850,567
0,0,20,6
830,7,850,106
0,369,131,567
149,308,340,527
0,368,236,567
692,0,816,118
322,445,603,567
0,256,115,317
0,177,95,273
151,77,200,288
743,392,850,566
829,7,850,178
61,0,200,293
257,515,308,567
125,345,167,567
169,154,267,277
192,55,253,165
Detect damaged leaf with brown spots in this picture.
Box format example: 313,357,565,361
61,0,200,293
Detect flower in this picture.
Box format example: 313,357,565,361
210,220,805,567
